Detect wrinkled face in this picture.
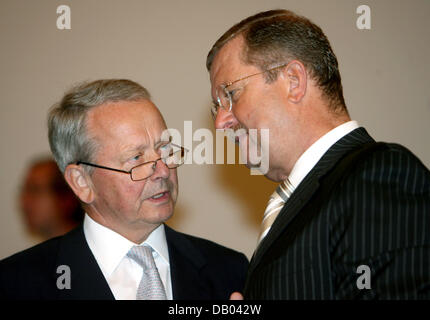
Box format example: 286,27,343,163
210,36,295,181
85,100,178,234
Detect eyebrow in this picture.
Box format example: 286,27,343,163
120,136,172,160
134,136,172,151
155,135,172,148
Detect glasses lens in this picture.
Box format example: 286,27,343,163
130,147,187,181
216,85,232,112
131,162,155,181
164,149,186,168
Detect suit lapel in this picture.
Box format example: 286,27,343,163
248,127,375,275
54,226,115,300
164,225,208,299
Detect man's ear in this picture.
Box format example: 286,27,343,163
281,60,307,104
64,164,95,204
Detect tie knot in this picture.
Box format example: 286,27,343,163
127,245,155,269
276,178,294,201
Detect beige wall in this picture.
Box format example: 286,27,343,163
1,0,429,259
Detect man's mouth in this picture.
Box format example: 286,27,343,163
232,127,248,144
236,131,248,144
148,191,170,202
235,135,244,144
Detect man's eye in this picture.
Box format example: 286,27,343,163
131,154,142,161
229,89,239,101
160,144,174,158
160,143,173,154
160,143,171,150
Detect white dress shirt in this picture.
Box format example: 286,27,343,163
83,214,173,300
288,121,360,189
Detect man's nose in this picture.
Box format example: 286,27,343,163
214,108,238,130
151,158,170,180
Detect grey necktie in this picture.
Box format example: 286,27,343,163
127,245,167,300
257,178,294,245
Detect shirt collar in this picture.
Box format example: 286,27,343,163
288,120,360,188
83,214,170,277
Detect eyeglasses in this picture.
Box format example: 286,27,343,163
211,63,288,119
76,144,187,181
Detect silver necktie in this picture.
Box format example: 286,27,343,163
127,245,167,300
257,178,294,245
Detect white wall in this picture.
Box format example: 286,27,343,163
1,0,429,259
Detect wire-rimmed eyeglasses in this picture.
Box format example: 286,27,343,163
211,63,288,119
76,144,188,181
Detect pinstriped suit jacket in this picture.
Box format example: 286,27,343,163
244,127,430,299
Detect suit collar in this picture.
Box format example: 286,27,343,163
249,127,375,274
289,120,360,188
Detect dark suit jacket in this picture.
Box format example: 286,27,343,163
0,224,248,300
244,127,430,299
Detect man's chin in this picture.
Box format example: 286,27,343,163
140,198,175,221
145,209,174,226
244,160,261,169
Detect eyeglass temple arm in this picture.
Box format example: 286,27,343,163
224,63,289,88
76,161,131,174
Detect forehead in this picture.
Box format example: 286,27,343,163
210,36,248,87
87,100,167,151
